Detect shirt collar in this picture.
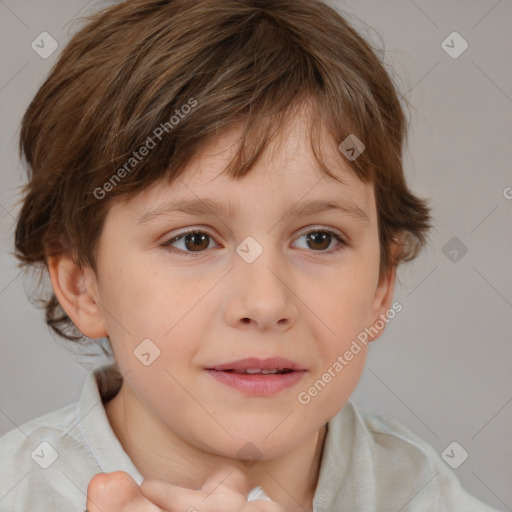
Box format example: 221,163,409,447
76,363,144,484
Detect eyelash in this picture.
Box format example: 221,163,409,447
160,226,349,258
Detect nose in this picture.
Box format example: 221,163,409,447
224,246,299,332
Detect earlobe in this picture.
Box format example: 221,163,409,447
47,252,108,339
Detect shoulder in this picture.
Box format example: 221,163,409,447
0,403,101,511
340,401,500,512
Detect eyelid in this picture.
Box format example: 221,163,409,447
161,224,350,257
300,224,347,240
164,224,347,241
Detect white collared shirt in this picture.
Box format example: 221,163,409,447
0,363,500,511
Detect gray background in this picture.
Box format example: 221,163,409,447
1,0,511,509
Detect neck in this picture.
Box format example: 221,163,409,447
104,381,327,511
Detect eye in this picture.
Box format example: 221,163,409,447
292,227,349,254
160,226,349,257
161,229,217,257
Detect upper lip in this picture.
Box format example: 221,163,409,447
206,357,306,371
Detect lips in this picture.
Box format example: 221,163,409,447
204,357,307,395
205,357,306,396
206,357,306,372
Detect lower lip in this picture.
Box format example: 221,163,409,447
205,369,306,396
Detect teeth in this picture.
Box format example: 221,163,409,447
231,368,284,374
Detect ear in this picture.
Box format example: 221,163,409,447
367,262,398,343
47,252,108,339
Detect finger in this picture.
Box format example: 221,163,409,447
201,465,251,497
86,471,146,512
141,466,249,512
242,502,284,512
141,480,207,511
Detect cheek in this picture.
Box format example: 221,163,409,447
94,258,166,366
100,259,209,368
309,264,378,342
100,254,175,329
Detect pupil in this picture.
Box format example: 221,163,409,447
186,233,209,251
308,232,330,250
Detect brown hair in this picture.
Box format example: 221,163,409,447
14,0,432,350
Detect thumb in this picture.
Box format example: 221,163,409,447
86,471,143,511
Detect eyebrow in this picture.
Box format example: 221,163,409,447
136,197,370,225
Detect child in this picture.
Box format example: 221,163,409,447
0,0,502,510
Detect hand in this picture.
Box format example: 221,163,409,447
85,465,286,512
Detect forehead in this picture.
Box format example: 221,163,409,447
109,110,375,225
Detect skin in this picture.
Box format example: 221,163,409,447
86,465,286,512
48,105,397,511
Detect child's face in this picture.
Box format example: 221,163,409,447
85,111,395,460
